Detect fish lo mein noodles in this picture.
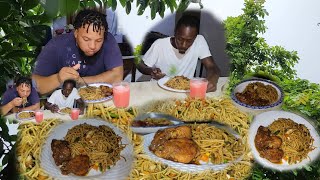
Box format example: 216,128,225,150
16,119,61,179
192,124,244,164
64,123,126,171
268,118,314,164
164,76,190,90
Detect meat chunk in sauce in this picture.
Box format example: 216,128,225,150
61,155,90,176
51,139,72,166
254,126,284,163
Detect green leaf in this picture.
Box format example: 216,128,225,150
86,0,97,8
2,154,9,166
42,0,59,17
150,1,159,20
59,0,79,16
0,1,11,19
22,0,40,11
165,0,174,13
119,0,126,7
111,0,117,11
177,0,190,12
125,1,131,14
159,0,165,18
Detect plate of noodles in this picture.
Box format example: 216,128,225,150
16,110,35,121
78,83,113,103
249,110,320,171
57,107,72,115
158,76,190,93
231,78,283,111
143,123,244,172
40,119,133,179
131,112,182,134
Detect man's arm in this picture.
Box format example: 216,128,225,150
201,56,221,92
136,61,165,80
33,64,81,95
20,102,40,112
79,66,124,85
0,97,23,115
1,102,15,116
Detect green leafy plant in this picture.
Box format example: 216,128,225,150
0,117,18,179
224,0,299,92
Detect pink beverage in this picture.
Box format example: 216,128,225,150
190,78,208,99
71,108,80,120
35,110,44,123
113,82,130,108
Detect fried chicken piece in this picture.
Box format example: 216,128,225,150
260,148,284,163
60,155,90,176
100,85,113,97
150,126,192,152
51,139,72,166
265,136,282,149
153,138,200,163
254,126,271,151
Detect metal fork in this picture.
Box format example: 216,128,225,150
80,76,89,87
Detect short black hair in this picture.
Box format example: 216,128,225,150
73,9,108,33
63,79,76,89
175,15,200,34
15,77,32,88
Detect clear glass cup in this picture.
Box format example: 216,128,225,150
35,110,44,123
189,78,208,99
70,108,80,120
112,81,130,108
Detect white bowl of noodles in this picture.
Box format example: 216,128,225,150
231,78,283,113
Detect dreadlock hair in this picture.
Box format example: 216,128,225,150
73,9,108,33
175,15,200,34
15,77,32,88
63,79,77,89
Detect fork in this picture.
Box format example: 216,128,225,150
80,76,89,87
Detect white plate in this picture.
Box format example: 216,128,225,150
131,112,182,134
40,119,133,180
57,107,72,115
79,83,113,103
249,110,320,171
16,110,35,121
142,124,242,172
157,76,190,93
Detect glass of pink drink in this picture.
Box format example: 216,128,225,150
71,108,80,120
35,110,44,123
189,78,208,99
113,82,130,108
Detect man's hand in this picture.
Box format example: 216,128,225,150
58,64,80,83
49,104,59,113
151,68,166,80
11,97,23,107
207,81,217,92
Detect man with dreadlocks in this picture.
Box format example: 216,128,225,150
32,9,123,94
137,15,220,92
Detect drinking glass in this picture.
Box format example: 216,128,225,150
189,78,208,99
71,108,80,120
113,81,130,108
35,110,44,123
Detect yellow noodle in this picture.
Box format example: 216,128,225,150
268,118,314,164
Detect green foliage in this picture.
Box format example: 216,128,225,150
133,44,142,64
0,116,18,179
224,0,320,179
0,2,52,94
224,0,299,91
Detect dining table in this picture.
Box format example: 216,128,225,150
5,77,256,180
